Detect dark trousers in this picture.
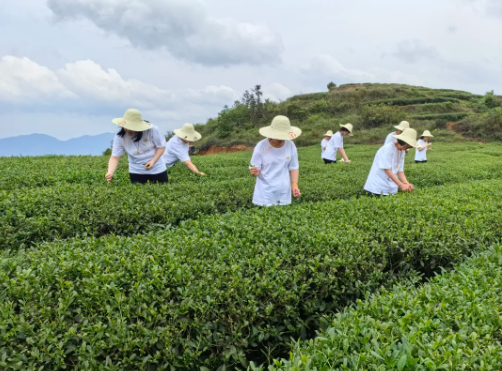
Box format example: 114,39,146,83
323,159,337,164
415,160,427,163
129,170,168,184
366,192,388,198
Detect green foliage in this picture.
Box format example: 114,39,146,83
102,148,112,156
2,179,502,370
364,96,460,106
2,144,502,251
259,244,502,370
483,90,500,108
457,107,502,140
327,82,336,91
411,112,470,121
360,105,406,129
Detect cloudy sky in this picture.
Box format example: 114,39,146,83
1,0,501,139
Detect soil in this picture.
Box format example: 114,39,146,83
196,145,253,156
335,84,364,91
446,122,458,131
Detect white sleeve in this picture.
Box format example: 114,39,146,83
250,143,263,170
377,146,393,170
384,134,393,145
289,143,299,171
152,127,167,149
111,135,125,157
334,133,343,148
176,145,190,163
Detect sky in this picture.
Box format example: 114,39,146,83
1,0,501,140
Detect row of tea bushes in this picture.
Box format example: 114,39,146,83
258,244,502,370
1,179,502,370
2,144,502,251
0,143,498,190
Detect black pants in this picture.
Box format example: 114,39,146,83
415,160,427,163
366,192,388,198
129,170,168,184
323,159,337,164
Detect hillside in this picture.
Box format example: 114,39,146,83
193,83,502,151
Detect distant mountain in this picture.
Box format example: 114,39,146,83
0,133,115,157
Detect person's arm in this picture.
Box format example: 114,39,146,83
384,169,411,192
337,147,350,163
249,146,262,177
144,147,166,170
106,156,120,182
290,169,300,197
397,171,413,190
184,160,205,176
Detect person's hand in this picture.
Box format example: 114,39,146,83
250,167,260,177
144,160,155,170
292,185,301,197
322,146,326,150
408,183,415,191
399,183,413,192
344,159,351,164
105,172,113,183
199,171,206,176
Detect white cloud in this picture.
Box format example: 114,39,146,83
302,55,373,83
301,54,423,87
57,60,174,107
47,0,284,67
263,82,291,101
392,40,439,64
0,56,76,102
182,85,239,105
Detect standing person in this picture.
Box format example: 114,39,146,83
106,109,167,184
415,130,433,163
249,115,301,206
321,130,333,159
364,128,419,196
385,121,410,145
162,123,206,176
322,124,353,164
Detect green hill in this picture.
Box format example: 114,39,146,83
191,83,502,150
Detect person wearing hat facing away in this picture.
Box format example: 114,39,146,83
321,130,333,159
385,121,410,145
364,128,419,196
106,109,167,184
415,130,433,163
249,115,301,206
321,124,353,164
162,123,206,176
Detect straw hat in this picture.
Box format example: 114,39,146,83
340,123,354,136
421,130,434,137
174,123,202,142
112,109,152,132
259,115,302,140
394,121,410,131
324,130,333,137
393,128,419,147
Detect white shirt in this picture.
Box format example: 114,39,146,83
364,142,406,195
322,132,343,161
321,138,329,157
250,139,299,206
112,125,167,174
415,139,428,161
162,135,190,168
384,132,397,145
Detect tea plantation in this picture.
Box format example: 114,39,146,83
1,142,502,370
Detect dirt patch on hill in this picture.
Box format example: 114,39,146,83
446,122,458,131
197,145,253,156
336,84,364,91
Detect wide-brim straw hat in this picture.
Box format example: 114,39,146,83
324,130,333,137
393,128,419,147
174,123,202,142
394,121,410,131
112,109,152,132
421,130,434,137
340,123,353,136
259,115,302,140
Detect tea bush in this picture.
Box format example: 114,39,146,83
1,144,502,250
259,244,502,370
1,179,502,370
